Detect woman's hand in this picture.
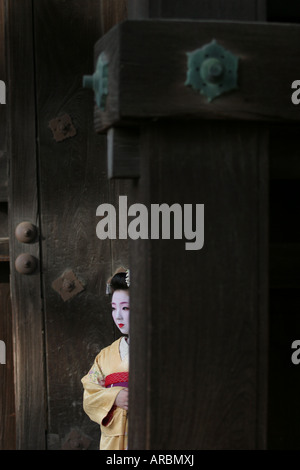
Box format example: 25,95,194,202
98,378,105,387
115,389,129,410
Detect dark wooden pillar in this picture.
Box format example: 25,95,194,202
129,122,269,449
121,0,269,450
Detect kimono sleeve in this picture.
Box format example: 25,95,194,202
81,352,121,427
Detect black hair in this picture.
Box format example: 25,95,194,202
110,272,129,293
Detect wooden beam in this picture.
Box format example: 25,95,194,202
93,20,300,133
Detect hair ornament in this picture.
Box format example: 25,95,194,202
125,269,130,287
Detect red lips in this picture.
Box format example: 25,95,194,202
118,323,124,328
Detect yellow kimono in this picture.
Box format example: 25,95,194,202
81,337,129,450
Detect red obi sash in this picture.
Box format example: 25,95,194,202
102,372,129,427
105,372,129,388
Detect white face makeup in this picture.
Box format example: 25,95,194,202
111,290,130,335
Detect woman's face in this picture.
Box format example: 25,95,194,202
111,289,130,335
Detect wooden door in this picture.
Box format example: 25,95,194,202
5,0,129,450
89,0,300,450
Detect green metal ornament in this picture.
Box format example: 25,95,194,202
83,53,109,110
185,39,239,102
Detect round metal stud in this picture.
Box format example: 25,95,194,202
15,222,37,243
15,253,37,274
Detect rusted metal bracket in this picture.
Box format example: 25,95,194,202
48,113,76,142
52,269,84,301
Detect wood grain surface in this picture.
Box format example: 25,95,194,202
129,121,269,449
33,0,129,449
94,20,300,133
6,0,46,450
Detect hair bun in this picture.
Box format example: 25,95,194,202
106,266,129,294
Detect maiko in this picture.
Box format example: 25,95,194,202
0,80,6,104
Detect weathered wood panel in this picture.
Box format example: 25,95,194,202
6,0,46,449
33,0,129,449
129,121,269,449
125,0,269,451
